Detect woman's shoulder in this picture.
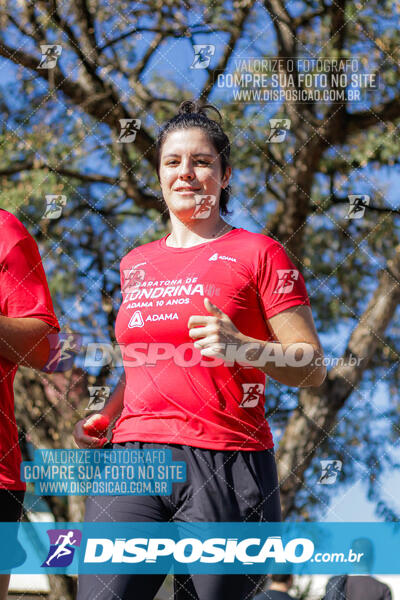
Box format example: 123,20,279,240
234,228,285,254
0,209,33,258
0,209,31,238
119,237,161,268
230,230,293,276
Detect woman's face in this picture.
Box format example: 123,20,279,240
158,127,231,221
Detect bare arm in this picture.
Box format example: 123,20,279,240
102,371,126,425
73,372,126,448
189,300,327,388
240,305,326,387
0,315,55,370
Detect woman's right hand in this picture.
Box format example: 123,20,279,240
73,413,110,449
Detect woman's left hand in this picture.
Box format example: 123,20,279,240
188,297,246,358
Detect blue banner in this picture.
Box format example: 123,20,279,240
1,522,400,574
21,449,186,495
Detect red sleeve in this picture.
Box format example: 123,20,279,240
0,235,60,330
255,240,311,320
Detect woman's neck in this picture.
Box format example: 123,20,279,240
166,219,234,248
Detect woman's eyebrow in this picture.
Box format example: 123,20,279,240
163,153,214,158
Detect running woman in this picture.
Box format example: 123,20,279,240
0,209,60,599
74,100,326,600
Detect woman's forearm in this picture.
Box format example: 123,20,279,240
235,334,327,387
101,373,126,425
0,315,54,369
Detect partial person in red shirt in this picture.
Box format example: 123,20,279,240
74,100,326,600
0,209,60,600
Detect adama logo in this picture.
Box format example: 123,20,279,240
128,311,144,328
146,313,178,322
208,253,237,262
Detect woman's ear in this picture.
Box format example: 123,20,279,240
222,165,232,188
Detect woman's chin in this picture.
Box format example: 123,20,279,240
170,203,198,219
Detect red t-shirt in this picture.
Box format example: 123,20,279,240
0,210,60,489
114,228,310,451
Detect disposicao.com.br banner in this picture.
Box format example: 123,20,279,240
1,522,399,575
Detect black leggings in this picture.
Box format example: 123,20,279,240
0,489,25,522
77,442,281,600
0,489,26,570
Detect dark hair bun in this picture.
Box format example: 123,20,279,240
178,100,203,115
177,100,222,123
156,98,231,216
